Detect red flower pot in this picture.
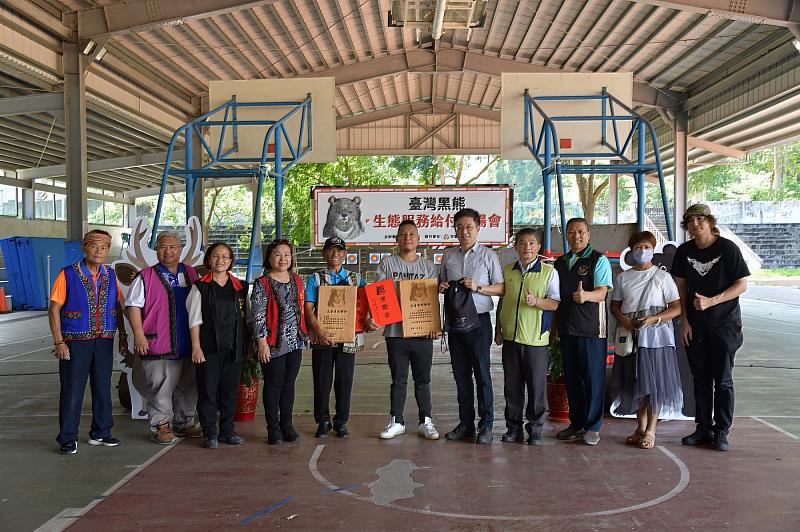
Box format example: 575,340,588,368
547,376,570,422
234,379,259,422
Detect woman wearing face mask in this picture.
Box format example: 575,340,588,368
609,231,683,449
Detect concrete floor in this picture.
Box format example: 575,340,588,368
0,285,798,531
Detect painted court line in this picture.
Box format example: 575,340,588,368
239,497,294,525
34,443,177,532
751,416,800,441
308,444,691,522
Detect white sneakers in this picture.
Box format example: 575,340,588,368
380,417,406,439
380,416,440,440
418,417,440,440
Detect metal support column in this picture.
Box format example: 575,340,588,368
674,110,689,243
63,40,88,241
274,140,283,240
635,120,646,231
542,127,553,252
22,188,34,220
190,97,206,237
609,172,618,224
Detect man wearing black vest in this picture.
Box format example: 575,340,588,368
553,218,613,446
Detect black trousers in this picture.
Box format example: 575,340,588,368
261,349,302,433
57,338,114,445
312,345,355,427
447,313,494,429
561,334,607,433
686,325,742,435
386,337,433,425
502,341,549,433
196,350,242,437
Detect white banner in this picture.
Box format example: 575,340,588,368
312,186,512,246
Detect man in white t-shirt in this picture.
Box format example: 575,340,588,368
375,220,440,440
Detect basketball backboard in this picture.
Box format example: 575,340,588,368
208,78,336,163
501,72,634,161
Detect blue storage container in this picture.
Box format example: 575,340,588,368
18,237,66,309
0,238,24,308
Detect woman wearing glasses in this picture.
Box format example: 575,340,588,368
187,242,250,449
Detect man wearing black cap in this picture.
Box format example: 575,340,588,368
672,204,749,451
304,237,366,438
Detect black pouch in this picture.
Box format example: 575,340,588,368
443,279,480,333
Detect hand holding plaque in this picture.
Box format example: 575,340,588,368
399,279,441,338
317,285,357,343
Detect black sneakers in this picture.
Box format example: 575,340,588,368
219,432,245,445
315,422,332,439
681,428,714,446
556,426,586,441
88,436,120,447
282,427,300,443
60,441,78,455
475,427,493,445
712,433,729,451
445,423,476,441
334,424,349,438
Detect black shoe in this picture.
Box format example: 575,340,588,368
282,426,300,443
527,432,544,446
556,426,586,441
476,427,493,445
445,423,476,441
203,436,219,449
334,424,349,438
712,433,729,451
501,428,523,443
88,436,120,447
682,428,714,446
267,429,284,446
218,432,245,445
60,441,78,455
315,422,332,439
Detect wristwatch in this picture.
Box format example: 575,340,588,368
476,285,482,293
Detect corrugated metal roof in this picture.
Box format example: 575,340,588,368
0,0,798,191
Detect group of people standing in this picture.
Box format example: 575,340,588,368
50,204,748,455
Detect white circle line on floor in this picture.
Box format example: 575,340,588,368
308,443,691,521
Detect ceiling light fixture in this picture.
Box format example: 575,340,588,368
82,40,96,55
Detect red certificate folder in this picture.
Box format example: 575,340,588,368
364,279,403,326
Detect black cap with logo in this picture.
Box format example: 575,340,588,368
323,236,347,251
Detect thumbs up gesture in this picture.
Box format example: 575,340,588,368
525,289,538,308
572,280,588,304
693,292,713,311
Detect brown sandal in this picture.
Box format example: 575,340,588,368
640,431,656,449
626,429,644,445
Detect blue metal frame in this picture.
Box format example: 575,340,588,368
523,88,674,253
150,94,313,282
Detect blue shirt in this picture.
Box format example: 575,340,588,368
564,245,613,290
304,268,366,304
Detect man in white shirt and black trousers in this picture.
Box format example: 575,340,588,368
438,208,505,444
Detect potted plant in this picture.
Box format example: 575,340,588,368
234,356,262,422
547,336,570,422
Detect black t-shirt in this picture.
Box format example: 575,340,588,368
671,236,750,328
212,279,237,352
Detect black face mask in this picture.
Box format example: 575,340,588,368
443,279,480,333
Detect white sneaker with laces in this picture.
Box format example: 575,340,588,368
379,417,406,439
418,417,440,440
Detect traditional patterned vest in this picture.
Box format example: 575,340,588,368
140,263,199,358
498,260,555,347
60,261,119,340
554,249,608,338
259,273,307,349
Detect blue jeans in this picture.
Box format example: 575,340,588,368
57,338,114,445
448,313,494,429
561,334,607,432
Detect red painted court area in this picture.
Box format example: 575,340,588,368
70,416,799,531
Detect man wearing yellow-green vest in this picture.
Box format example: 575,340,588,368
494,228,560,445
